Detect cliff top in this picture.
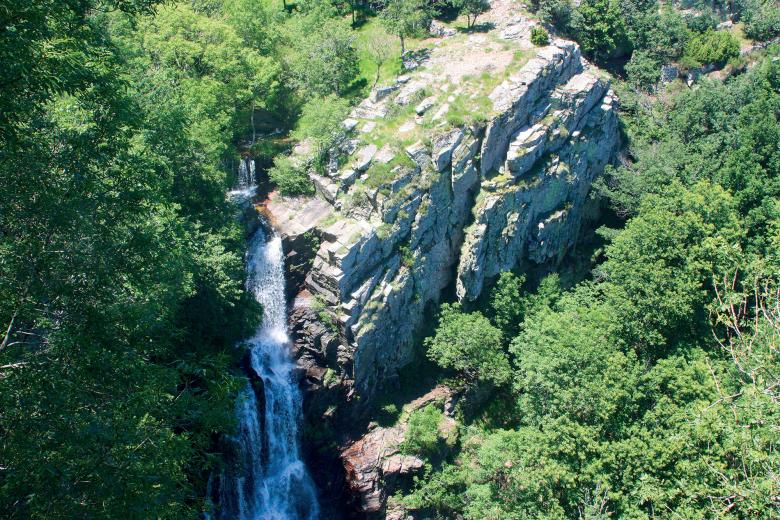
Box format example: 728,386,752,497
268,2,571,238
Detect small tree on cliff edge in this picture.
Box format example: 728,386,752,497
454,0,490,29
380,0,432,56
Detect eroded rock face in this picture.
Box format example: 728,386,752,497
295,50,617,400
340,386,453,518
264,11,621,517
458,72,618,300
270,36,618,405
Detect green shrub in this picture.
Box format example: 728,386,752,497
625,50,662,91
377,403,401,426
425,303,511,385
537,0,573,31
399,244,415,268
684,10,718,33
743,1,780,42
268,155,313,196
322,368,339,388
530,26,550,46
291,95,349,174
682,30,740,67
402,405,444,456
311,295,338,331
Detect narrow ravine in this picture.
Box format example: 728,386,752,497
219,225,320,520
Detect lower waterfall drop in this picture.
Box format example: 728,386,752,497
220,228,320,520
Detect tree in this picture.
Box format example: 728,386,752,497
287,16,360,96
537,0,574,31
597,181,743,352
453,0,491,29
401,52,780,520
741,0,780,42
268,155,313,195
380,0,433,55
291,95,350,158
682,29,740,67
362,30,395,88
0,1,262,516
425,304,511,385
624,50,661,91
488,272,526,337
572,0,625,62
268,95,349,195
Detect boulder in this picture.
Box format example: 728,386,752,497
354,144,378,171
415,96,436,115
432,128,464,171
429,19,457,38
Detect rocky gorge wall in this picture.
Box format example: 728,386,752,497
272,39,618,399
263,13,621,517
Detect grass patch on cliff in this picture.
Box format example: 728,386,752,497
364,90,430,152
365,152,416,189
435,48,536,128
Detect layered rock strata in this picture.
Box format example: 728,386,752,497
284,45,618,398
262,14,622,517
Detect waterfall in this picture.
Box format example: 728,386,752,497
237,158,256,190
219,228,320,520
229,158,257,200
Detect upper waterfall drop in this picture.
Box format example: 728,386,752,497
219,228,320,520
229,158,257,200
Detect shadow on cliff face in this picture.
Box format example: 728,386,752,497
288,293,444,519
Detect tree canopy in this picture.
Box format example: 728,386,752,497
406,55,780,520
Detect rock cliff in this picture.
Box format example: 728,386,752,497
270,20,618,401
264,8,621,516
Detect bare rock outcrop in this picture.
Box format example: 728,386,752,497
341,386,453,517
270,18,619,401
265,8,621,518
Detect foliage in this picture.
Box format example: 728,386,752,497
285,14,360,97
624,6,689,62
453,0,491,28
601,58,780,250
624,49,661,90
685,9,719,33
425,304,511,386
285,94,350,185
487,272,526,337
401,54,780,519
742,0,780,42
530,25,550,46
0,0,263,517
380,0,433,54
133,3,282,164
268,156,314,196
571,0,625,61
402,405,446,456
683,29,741,67
536,0,574,30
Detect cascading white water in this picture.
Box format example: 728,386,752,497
229,159,257,200
237,158,256,190
219,229,320,520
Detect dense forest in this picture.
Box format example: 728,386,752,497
1,0,778,518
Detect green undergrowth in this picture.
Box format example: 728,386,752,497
364,152,417,189
355,18,426,95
